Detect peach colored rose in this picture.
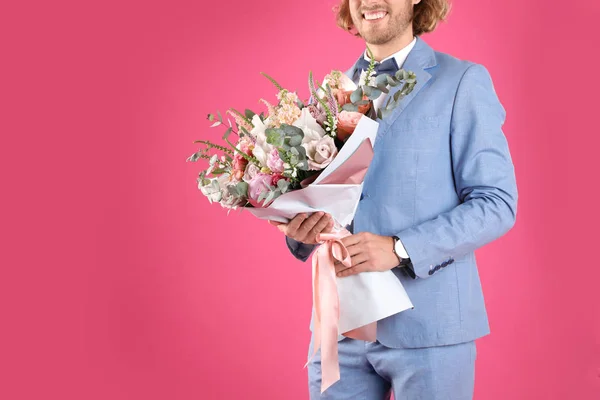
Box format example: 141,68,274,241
337,111,364,142
304,136,338,170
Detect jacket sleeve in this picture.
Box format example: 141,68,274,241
285,237,317,262
396,63,518,279
285,220,354,262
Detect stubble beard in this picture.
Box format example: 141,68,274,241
352,5,413,45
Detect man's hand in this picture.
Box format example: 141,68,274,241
335,232,401,277
269,212,334,245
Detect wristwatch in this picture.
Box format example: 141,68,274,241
392,236,411,266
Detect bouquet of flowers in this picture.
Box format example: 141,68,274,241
187,50,417,394
187,50,417,215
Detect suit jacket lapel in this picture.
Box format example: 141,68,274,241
344,36,437,129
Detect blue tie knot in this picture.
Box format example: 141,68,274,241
355,57,399,81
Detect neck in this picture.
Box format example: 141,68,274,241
366,30,415,61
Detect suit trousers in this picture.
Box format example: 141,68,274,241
307,337,476,400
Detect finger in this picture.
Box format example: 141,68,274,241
346,243,363,257
335,252,368,274
296,212,324,240
312,214,332,236
269,220,283,226
323,218,335,233
286,214,308,236
340,233,364,248
337,262,370,278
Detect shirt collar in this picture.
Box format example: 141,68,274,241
362,36,418,69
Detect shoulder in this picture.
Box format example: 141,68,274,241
433,50,495,88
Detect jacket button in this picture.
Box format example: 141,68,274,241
360,193,365,201
428,269,434,276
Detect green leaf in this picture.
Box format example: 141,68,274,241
265,191,275,204
258,191,267,203
350,87,363,103
208,113,215,121
356,100,370,106
377,108,383,120
376,74,388,87
244,109,256,120
236,182,249,197
222,127,233,140
366,87,382,100
280,124,304,138
217,110,223,123
287,135,302,147
376,84,390,94
393,90,404,103
266,128,284,146
342,103,359,112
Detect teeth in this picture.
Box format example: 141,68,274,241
364,11,387,20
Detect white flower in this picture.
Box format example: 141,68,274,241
359,70,377,87
250,114,274,168
293,108,326,145
242,163,260,183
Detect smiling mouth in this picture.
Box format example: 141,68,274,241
362,11,388,21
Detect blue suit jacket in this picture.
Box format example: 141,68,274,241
287,36,518,348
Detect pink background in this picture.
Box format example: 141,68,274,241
2,0,599,399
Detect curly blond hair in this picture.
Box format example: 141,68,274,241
335,0,451,37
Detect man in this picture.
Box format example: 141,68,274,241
271,0,518,398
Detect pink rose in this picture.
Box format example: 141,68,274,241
303,136,338,170
247,173,274,207
267,149,285,173
271,173,285,186
337,111,363,142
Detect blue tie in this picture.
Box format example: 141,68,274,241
354,56,399,81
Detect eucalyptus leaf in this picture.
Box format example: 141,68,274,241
266,128,284,146
367,87,382,100
265,191,275,205
363,85,372,97
350,87,363,103
376,85,390,94
342,103,359,112
376,74,389,87
393,90,402,103
287,135,302,147
258,191,267,203
376,108,383,120
217,110,223,122
281,124,304,138
277,179,288,191
236,181,249,197
295,145,307,158
356,100,370,106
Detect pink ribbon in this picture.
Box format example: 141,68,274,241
304,229,377,394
